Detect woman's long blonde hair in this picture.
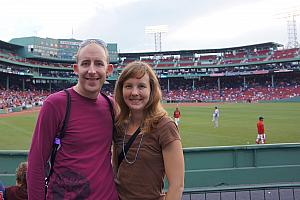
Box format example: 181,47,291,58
114,61,167,134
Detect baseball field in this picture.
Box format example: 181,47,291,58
0,102,299,150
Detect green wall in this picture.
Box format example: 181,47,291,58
1,143,300,190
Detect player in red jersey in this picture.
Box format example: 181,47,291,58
173,107,181,126
256,116,266,144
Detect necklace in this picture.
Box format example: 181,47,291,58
122,128,144,165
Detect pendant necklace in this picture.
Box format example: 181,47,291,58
122,126,144,165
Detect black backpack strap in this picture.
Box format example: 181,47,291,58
59,89,71,139
117,127,141,169
45,89,71,199
100,92,115,137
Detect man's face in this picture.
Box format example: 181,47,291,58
73,43,112,99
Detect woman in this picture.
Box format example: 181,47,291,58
5,162,28,200
113,61,184,200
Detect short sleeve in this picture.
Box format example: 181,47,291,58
157,117,181,149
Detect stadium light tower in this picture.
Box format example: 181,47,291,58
276,8,300,48
145,25,168,52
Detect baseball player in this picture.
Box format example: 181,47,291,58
173,106,181,126
256,116,266,144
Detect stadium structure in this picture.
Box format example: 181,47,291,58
1,37,300,199
1,36,300,112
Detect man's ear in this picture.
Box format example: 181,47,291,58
73,64,78,74
106,64,113,77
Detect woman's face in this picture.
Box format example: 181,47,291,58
122,73,151,114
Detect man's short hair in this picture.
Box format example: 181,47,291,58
76,39,109,63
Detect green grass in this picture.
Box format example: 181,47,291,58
0,112,38,150
0,102,300,150
165,102,300,148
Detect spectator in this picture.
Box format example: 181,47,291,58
0,181,4,200
4,162,28,200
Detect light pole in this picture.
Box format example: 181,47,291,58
145,25,168,52
275,7,300,48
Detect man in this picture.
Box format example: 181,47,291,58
212,106,219,128
27,39,118,200
173,106,181,126
256,116,266,144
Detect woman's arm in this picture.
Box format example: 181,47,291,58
163,140,184,200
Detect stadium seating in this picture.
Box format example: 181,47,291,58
270,48,299,60
197,54,218,65
161,75,300,103
1,40,300,105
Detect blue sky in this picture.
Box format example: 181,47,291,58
1,0,300,52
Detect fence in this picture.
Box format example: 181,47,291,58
1,143,300,199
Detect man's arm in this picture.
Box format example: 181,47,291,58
27,100,60,200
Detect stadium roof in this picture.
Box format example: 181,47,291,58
0,40,23,50
119,42,283,57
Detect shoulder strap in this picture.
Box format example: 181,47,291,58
117,127,141,169
45,89,71,199
100,92,115,135
59,89,71,138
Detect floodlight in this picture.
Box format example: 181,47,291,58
145,25,168,52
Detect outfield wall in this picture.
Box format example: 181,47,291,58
0,150,28,186
183,143,300,190
275,96,300,102
259,96,300,103
0,106,23,114
1,143,300,191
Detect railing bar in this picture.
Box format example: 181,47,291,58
249,189,251,200
292,188,295,200
182,186,300,200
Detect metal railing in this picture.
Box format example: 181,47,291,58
182,183,300,200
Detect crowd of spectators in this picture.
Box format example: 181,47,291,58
162,83,300,103
0,87,50,111
1,74,299,112
161,75,300,103
0,49,72,69
119,48,300,68
2,46,300,73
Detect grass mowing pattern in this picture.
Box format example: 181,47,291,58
0,103,299,149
